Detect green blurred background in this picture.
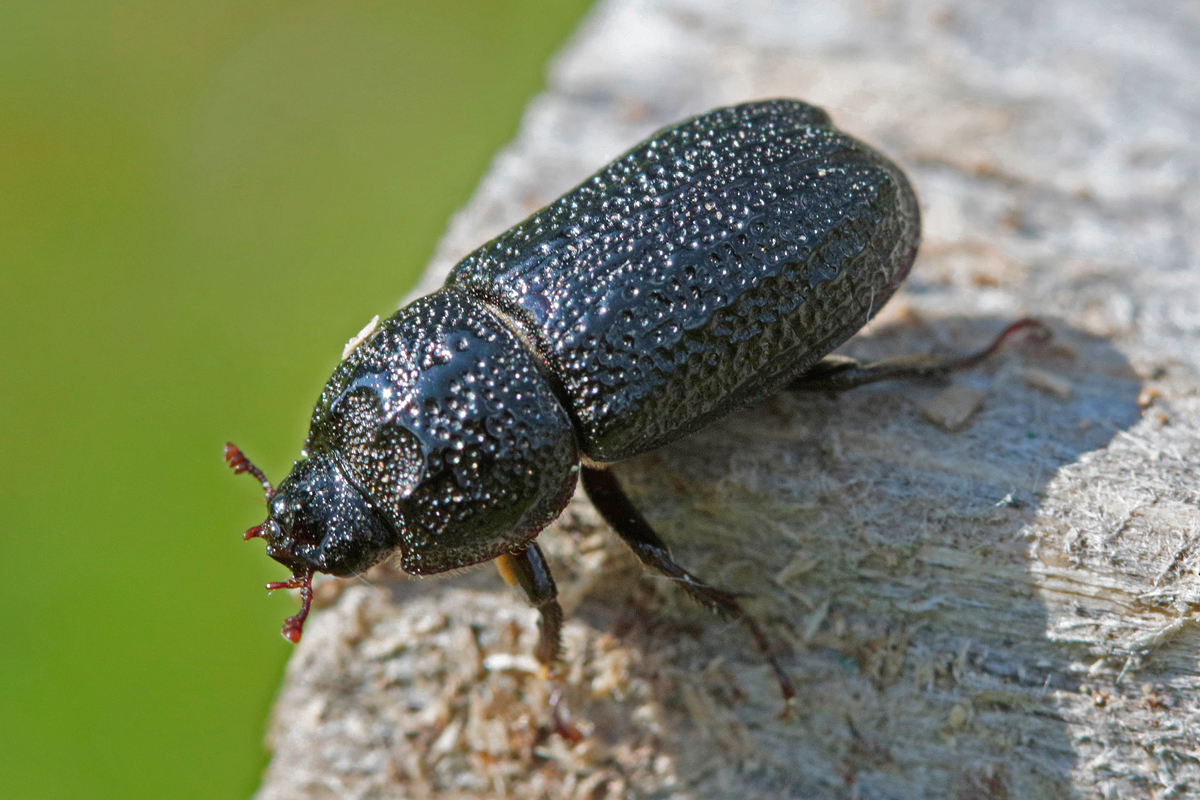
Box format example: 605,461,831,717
0,1,593,797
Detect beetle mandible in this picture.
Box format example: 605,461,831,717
227,99,1044,700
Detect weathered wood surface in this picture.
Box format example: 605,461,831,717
256,1,1200,797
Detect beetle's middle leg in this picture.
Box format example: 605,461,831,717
580,465,795,701
788,318,1050,393
495,542,564,669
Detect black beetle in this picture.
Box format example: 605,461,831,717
228,99,1045,700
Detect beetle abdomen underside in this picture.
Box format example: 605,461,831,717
448,99,919,461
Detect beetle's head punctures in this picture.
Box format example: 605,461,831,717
226,443,399,642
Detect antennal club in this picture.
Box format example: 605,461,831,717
224,442,274,497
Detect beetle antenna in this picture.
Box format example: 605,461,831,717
225,442,275,541
225,442,274,497
266,570,315,643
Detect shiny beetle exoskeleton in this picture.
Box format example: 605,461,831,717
227,99,1046,701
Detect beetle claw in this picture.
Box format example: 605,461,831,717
549,686,584,744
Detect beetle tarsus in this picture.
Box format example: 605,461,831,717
788,317,1053,393
580,465,795,702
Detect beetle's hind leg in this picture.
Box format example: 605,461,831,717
581,465,795,702
495,542,564,671
788,318,1050,393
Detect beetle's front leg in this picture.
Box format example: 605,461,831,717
580,465,795,702
495,542,564,669
788,318,1050,393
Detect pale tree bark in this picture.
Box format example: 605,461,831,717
256,1,1200,797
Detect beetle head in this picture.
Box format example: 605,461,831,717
225,443,399,642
